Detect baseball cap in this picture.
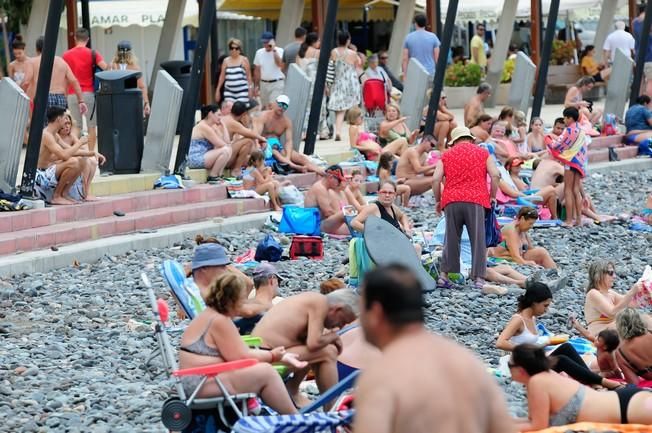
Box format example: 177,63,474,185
232,98,258,116
276,95,290,107
117,40,132,51
191,243,231,271
261,31,274,43
325,165,345,183
252,262,284,281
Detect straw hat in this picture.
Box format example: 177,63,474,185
450,126,475,143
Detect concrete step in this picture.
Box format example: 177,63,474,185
589,135,625,150
588,145,639,163
0,198,267,256
0,184,228,234
89,170,318,197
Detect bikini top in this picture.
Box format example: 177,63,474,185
180,318,221,357
509,314,539,346
549,385,586,426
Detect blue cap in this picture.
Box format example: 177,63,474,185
191,244,231,270
261,31,274,42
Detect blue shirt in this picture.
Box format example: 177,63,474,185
403,29,441,75
632,18,652,62
625,104,652,132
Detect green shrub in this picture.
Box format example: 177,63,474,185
444,63,483,87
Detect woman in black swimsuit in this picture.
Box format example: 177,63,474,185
350,181,413,236
178,272,305,411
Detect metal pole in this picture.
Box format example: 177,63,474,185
531,0,560,120
173,0,215,174
303,0,339,155
211,14,219,91
1,15,10,72
20,0,65,197
81,0,91,48
423,0,458,136
630,0,652,106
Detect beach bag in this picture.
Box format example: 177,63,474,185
279,206,320,236
279,185,303,205
254,234,283,262
485,205,501,248
153,174,184,189
289,235,323,260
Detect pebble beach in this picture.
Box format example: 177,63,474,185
1,168,651,432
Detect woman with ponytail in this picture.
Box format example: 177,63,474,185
496,282,623,390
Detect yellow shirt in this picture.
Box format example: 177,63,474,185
581,55,599,76
470,35,487,68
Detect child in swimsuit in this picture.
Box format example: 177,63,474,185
346,107,382,161
243,150,289,211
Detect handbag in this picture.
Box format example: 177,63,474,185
254,234,283,262
485,204,501,248
279,206,321,236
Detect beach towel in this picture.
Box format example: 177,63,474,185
547,124,589,177
529,422,652,433
348,238,374,287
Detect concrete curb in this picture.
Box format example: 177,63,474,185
0,212,271,278
589,157,652,174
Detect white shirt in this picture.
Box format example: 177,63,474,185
603,29,635,62
254,47,285,81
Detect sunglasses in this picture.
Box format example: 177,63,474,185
277,102,289,111
380,56,388,60
605,270,615,276
230,46,241,51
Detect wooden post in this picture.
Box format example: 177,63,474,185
198,0,212,105
427,0,441,36
312,0,325,35
530,0,540,65
629,0,638,30
65,0,77,49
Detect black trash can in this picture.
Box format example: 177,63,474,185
160,60,192,133
96,70,144,174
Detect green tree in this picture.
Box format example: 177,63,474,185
0,0,33,33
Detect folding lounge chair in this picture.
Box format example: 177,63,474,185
142,273,258,432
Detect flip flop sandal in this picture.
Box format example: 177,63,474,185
436,278,457,290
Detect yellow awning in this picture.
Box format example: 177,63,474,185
218,0,401,21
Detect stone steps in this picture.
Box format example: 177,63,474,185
588,134,625,150
0,197,267,256
588,145,639,163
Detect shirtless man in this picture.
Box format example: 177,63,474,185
354,264,516,433
8,36,31,92
220,100,266,176
25,36,87,123
36,106,94,205
251,289,358,407
395,135,437,196
304,165,350,235
59,112,105,200
464,82,492,127
187,104,232,182
254,95,325,175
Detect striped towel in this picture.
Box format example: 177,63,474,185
232,411,354,433
547,124,589,177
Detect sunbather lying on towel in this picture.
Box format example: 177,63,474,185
509,344,652,431
178,273,306,413
489,207,557,269
251,290,359,408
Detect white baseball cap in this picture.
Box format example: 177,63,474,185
276,95,290,106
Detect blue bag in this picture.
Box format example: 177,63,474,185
254,234,283,262
153,174,184,189
485,204,501,247
279,206,321,236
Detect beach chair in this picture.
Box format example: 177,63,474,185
159,260,262,334
361,78,387,134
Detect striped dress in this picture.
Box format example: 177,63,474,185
223,63,250,102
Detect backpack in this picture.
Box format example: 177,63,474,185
254,234,283,262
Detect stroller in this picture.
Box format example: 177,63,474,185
361,78,388,134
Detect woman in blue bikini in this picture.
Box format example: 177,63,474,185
509,344,652,431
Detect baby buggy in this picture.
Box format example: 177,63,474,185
361,78,389,134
